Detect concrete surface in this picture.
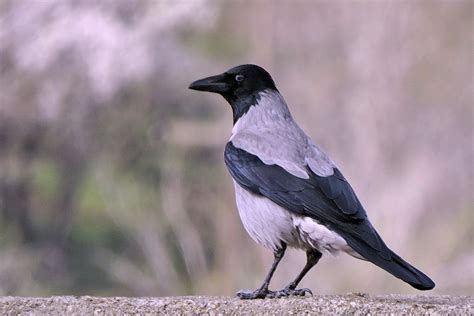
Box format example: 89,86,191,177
0,294,472,315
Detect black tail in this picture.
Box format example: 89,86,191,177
345,232,435,290
379,248,435,290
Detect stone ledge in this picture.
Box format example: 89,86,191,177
0,294,472,315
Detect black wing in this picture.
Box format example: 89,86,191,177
224,141,435,290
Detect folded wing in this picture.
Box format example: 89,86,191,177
224,141,435,290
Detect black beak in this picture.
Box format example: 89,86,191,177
189,73,230,93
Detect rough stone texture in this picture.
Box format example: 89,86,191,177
0,294,472,315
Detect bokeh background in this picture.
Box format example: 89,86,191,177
0,0,472,296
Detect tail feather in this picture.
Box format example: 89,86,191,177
345,233,435,290
386,249,435,290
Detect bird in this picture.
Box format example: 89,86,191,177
188,64,435,299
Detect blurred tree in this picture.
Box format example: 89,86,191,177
0,0,472,296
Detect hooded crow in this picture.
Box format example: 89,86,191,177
189,64,435,299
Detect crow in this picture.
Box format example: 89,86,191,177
189,64,435,299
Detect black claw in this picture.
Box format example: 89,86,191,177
237,287,312,299
296,288,313,297
236,289,258,299
273,287,313,298
275,291,288,298
236,289,275,300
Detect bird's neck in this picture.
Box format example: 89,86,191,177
224,93,260,125
231,90,293,136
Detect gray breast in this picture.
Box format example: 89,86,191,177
233,180,297,251
233,180,361,258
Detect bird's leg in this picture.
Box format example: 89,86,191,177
237,243,287,299
274,249,322,298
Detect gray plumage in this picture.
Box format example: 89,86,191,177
231,90,356,256
231,90,335,179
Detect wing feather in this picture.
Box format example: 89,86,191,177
225,141,381,251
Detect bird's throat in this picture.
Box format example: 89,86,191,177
224,93,261,125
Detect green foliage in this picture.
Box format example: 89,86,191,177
32,159,60,204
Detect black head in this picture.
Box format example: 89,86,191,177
189,64,278,123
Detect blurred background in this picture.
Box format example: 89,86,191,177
0,0,472,297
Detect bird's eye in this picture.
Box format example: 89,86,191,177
235,74,245,82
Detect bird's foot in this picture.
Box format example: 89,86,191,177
236,286,312,299
236,288,275,299
271,286,313,298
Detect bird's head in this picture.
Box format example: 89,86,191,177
189,64,278,123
